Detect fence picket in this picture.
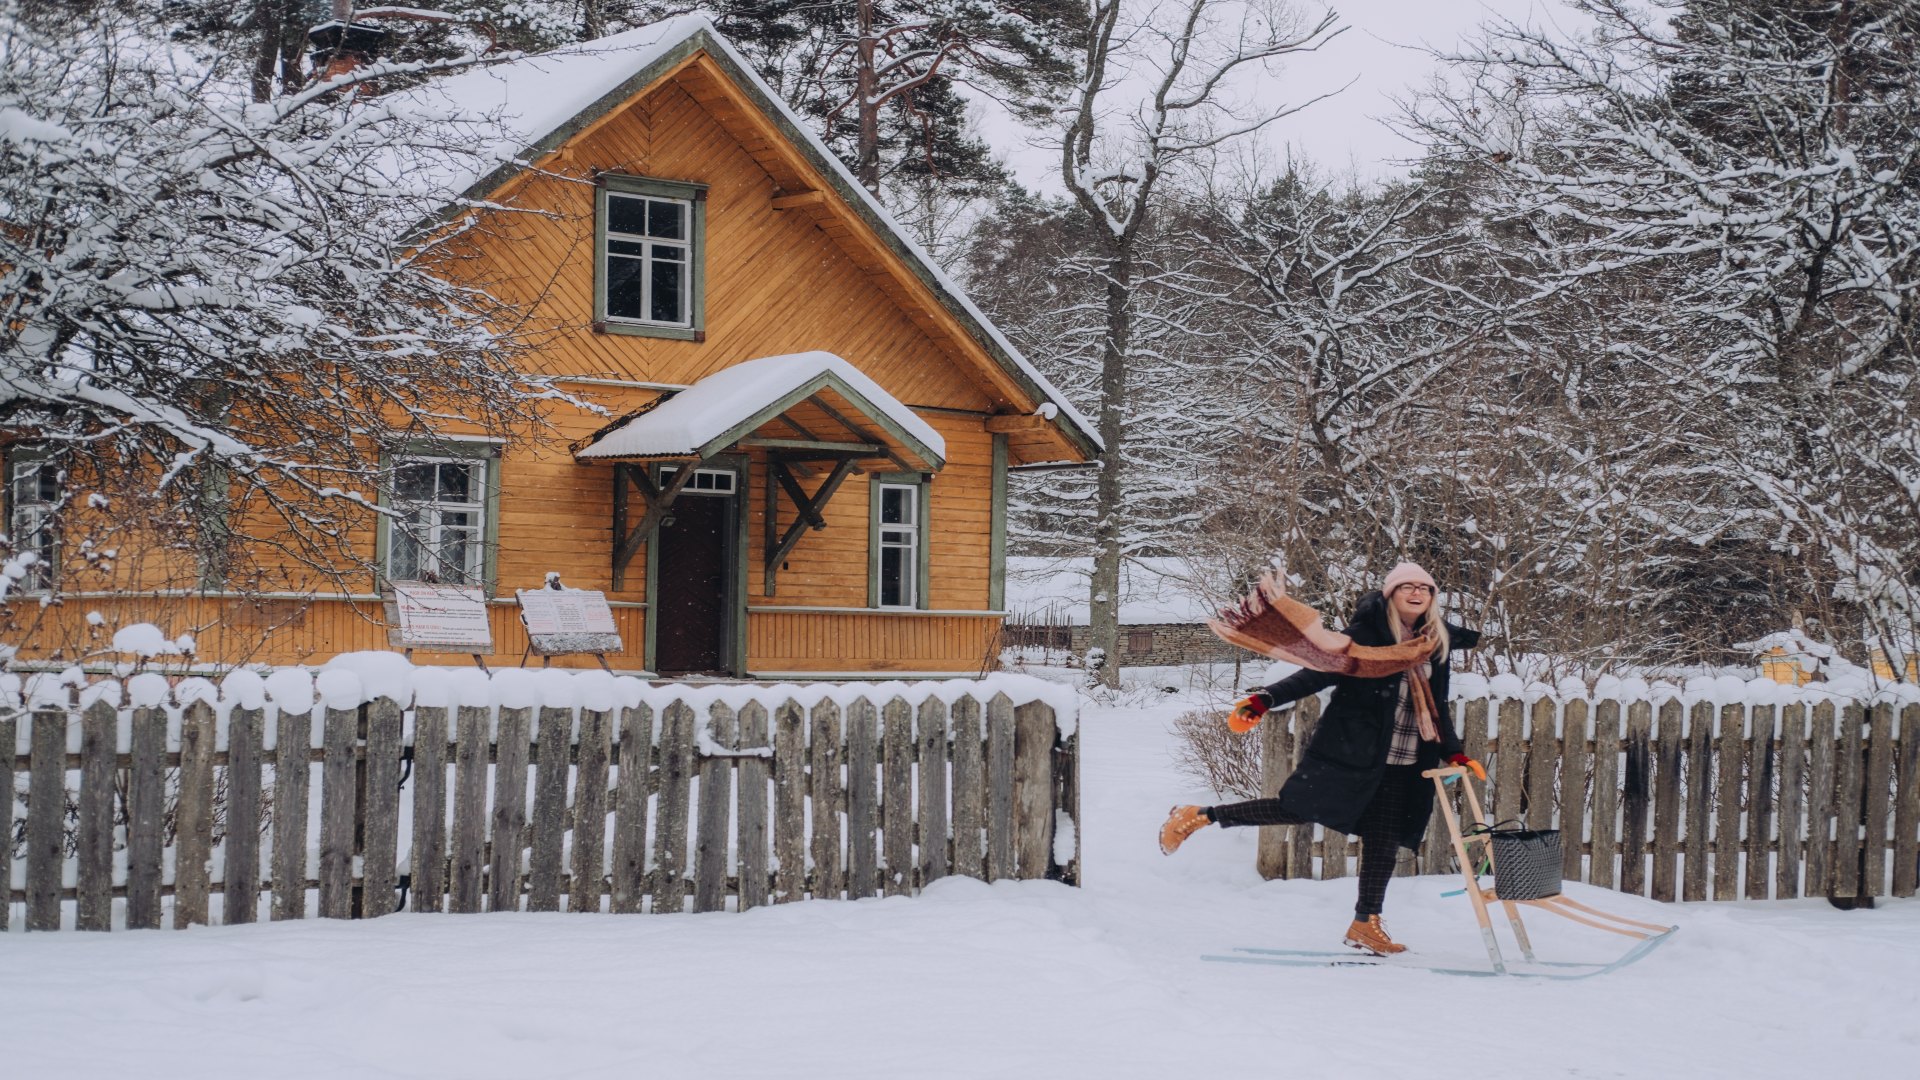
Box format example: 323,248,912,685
773,700,807,903
1290,699,1323,877
695,703,738,913
272,707,312,921
1012,702,1054,880
1833,704,1866,900
1494,698,1525,829
1745,705,1776,901
610,703,653,914
76,700,116,931
362,698,404,919
448,704,491,914
225,706,265,926
1651,700,1683,902
488,705,532,913
25,708,63,931
1714,703,1746,902
735,702,770,912
174,701,217,928
917,697,950,886
573,706,614,913
1257,706,1293,880
1619,702,1652,896
1863,704,1893,899
1053,712,1080,885
808,700,844,899
881,698,913,897
1805,702,1837,898
316,705,357,920
653,700,696,914
408,705,448,913
0,711,11,931
1559,700,1590,886
950,696,985,881
846,698,880,899
985,694,1014,882
528,705,573,912
1683,701,1713,902
1776,704,1808,899
1527,698,1559,831
1894,705,1920,899
1588,701,1620,890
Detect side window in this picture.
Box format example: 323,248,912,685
5,454,59,592
595,176,706,340
870,475,928,610
386,455,488,587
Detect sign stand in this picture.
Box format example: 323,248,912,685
515,581,624,672
385,581,496,672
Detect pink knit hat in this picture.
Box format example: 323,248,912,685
1382,561,1436,594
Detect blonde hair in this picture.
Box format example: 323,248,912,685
1387,591,1451,660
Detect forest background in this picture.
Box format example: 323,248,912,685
3,0,1916,685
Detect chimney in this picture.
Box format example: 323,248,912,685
308,2,391,85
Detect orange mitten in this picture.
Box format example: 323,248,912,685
1226,695,1269,734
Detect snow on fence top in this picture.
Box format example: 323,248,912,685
3,653,1080,755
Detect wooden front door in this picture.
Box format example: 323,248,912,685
652,488,733,675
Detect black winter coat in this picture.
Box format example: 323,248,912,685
1256,591,1481,849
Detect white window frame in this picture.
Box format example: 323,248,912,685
603,191,694,329
385,455,489,587
6,454,58,593
875,482,920,610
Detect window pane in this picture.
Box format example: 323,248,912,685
34,467,58,501
880,546,908,607
394,463,435,501
653,244,685,262
651,258,684,323
607,254,645,320
439,530,474,583
648,198,685,240
880,486,913,526
437,463,473,502
607,193,649,236
607,239,649,258
391,529,425,580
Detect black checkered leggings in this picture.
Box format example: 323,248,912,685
1206,764,1425,917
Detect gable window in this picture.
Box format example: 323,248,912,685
383,452,495,589
869,474,930,610
595,175,707,341
5,452,58,592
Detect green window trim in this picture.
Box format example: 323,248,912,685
3,443,58,594
374,438,503,598
868,471,932,611
593,173,708,342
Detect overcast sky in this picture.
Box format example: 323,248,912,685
976,0,1594,191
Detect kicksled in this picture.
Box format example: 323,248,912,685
1205,765,1677,979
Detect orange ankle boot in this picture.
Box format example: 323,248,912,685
1343,915,1408,956
1158,805,1210,855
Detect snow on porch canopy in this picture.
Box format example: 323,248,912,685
573,351,945,470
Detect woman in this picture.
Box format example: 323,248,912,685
1158,561,1484,956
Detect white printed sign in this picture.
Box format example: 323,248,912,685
517,588,624,655
390,582,494,649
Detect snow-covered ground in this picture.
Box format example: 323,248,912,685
4,687,1916,1078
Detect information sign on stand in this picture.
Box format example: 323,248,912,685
516,586,624,671
386,581,495,670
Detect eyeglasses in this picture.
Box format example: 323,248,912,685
1393,584,1435,596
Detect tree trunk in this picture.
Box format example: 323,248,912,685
854,0,881,191
1089,246,1133,688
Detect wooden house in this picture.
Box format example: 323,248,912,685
1,17,1097,678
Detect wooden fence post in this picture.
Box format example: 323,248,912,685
1560,699,1591,886
1256,702,1293,880
735,701,770,912
573,706,615,913
1805,701,1838,898
693,702,737,913
984,694,1014,882
408,705,448,913
362,697,404,919
610,702,654,914
846,697,880,899
175,700,216,928
316,703,358,920
488,705,532,913
881,698,914,896
1894,705,1920,899
1745,705,1777,901
1833,704,1866,901
76,700,117,932
1012,700,1054,880
1289,698,1322,877
1776,703,1808,899
1619,701,1652,896
1526,698,1559,832
653,700,696,913
1683,701,1712,902
272,706,312,921
1588,700,1620,890
773,699,808,902
1863,704,1894,901
1713,703,1747,902
528,704,573,912
25,706,63,931
1651,700,1683,901
950,695,985,882
916,697,950,887
225,705,265,925
808,699,844,899
448,703,491,914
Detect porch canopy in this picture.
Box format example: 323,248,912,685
572,351,947,591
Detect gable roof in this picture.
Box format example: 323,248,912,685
573,351,945,471
386,17,1099,462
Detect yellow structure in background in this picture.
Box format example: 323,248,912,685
1760,646,1815,686
1870,648,1919,682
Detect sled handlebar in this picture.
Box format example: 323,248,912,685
1422,765,1469,781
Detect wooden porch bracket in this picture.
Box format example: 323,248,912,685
807,394,913,473
763,455,858,596
611,458,707,591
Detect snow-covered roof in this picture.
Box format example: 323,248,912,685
1004,557,1223,627
574,351,944,468
381,17,1098,459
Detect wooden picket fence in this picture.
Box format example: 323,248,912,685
1256,695,1920,903
3,688,1079,931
